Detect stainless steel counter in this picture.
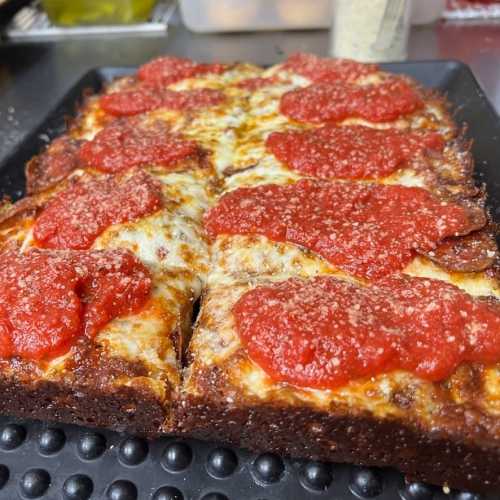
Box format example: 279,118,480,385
1,19,500,164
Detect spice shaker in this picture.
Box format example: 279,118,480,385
329,0,411,62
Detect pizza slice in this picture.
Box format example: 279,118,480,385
176,179,500,492
177,270,500,492
27,55,264,194
228,53,457,179
175,54,500,493
0,119,211,435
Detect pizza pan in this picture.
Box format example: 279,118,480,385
0,61,498,500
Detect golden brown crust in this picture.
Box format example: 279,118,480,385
173,393,500,494
183,345,500,447
0,197,37,230
0,376,165,437
0,334,170,436
0,333,168,388
418,134,477,199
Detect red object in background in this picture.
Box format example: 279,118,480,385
448,0,500,5
437,22,499,60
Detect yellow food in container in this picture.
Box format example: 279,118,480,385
41,0,157,26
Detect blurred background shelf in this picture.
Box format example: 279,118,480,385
3,0,175,40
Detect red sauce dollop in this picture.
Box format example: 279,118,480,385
204,179,473,280
233,275,500,389
266,125,445,180
137,56,227,86
79,119,200,173
0,249,151,360
283,52,378,83
33,171,162,250
100,87,225,117
100,87,162,116
280,78,423,123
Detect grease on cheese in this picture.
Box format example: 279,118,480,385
207,234,354,288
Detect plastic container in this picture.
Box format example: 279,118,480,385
179,0,332,32
41,0,157,26
179,0,443,33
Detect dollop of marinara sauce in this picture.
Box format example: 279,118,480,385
79,119,200,173
100,87,225,117
0,248,151,361
266,125,445,180
33,171,162,250
280,78,423,123
204,179,476,280
282,52,378,83
137,56,227,86
233,275,500,389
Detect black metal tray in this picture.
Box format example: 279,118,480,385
0,61,498,500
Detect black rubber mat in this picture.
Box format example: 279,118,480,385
0,416,493,500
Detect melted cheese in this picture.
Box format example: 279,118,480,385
188,270,500,436
405,257,500,298
207,234,354,288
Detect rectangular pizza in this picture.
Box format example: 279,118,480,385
0,53,498,494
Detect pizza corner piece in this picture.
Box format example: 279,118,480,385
176,193,500,492
0,115,213,436
172,53,500,493
176,269,500,492
0,52,499,494
0,167,209,436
